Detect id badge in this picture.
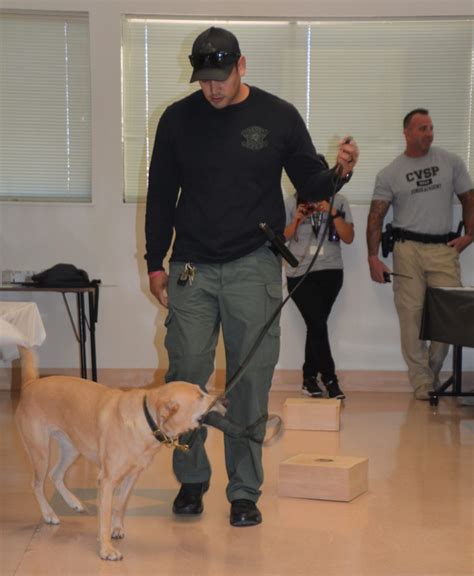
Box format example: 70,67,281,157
309,245,323,256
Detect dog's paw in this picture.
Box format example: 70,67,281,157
100,545,123,561
44,514,60,525
68,498,84,512
61,492,84,512
111,527,125,539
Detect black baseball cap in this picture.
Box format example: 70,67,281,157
189,27,241,82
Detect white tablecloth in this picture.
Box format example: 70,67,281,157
0,301,46,360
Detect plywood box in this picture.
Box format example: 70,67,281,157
279,453,368,502
283,397,340,431
282,429,341,456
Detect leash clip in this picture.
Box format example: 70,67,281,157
163,436,190,453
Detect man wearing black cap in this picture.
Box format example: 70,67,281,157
145,26,358,527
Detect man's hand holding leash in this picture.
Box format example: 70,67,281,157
336,135,360,177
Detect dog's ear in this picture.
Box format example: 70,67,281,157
158,400,179,424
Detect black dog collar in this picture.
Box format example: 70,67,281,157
142,395,168,443
142,395,190,452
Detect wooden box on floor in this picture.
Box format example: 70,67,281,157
282,429,341,456
283,397,340,431
279,453,368,502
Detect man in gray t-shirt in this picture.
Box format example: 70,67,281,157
366,108,473,400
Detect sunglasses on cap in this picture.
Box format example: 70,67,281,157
189,51,241,69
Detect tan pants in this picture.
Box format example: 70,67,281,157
392,241,461,392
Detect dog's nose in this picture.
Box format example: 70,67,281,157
221,398,229,408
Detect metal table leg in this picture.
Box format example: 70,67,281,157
88,288,98,382
77,292,87,379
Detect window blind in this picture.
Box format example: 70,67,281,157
0,11,91,202
121,17,473,203
307,19,474,203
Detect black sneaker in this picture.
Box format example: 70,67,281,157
302,377,323,397
324,379,345,400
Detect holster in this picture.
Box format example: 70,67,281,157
381,223,394,258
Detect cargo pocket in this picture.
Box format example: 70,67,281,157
263,283,282,367
163,307,182,359
448,247,461,283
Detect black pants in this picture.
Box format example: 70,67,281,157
287,269,343,383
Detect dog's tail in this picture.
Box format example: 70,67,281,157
18,346,39,386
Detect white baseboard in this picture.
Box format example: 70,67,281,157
2,366,468,393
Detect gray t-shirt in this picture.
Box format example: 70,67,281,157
284,193,353,277
372,146,472,234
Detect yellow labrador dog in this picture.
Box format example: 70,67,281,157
15,346,225,560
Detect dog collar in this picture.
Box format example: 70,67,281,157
142,395,190,452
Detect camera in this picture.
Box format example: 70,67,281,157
381,223,394,257
298,201,317,216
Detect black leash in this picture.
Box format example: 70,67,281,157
145,171,342,448
225,174,338,395
190,169,342,446
148,166,342,451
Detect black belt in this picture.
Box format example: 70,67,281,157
392,227,458,245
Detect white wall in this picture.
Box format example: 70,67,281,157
1,0,473,374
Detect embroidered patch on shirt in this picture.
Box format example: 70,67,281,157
241,126,269,150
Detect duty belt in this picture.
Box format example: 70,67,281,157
392,227,458,245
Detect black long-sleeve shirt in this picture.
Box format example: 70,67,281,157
145,86,338,272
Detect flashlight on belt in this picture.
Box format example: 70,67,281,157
259,223,299,268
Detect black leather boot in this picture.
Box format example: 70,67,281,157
230,499,262,527
172,481,210,515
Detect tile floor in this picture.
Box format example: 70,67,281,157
1,388,473,576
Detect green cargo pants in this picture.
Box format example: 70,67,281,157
165,245,282,503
